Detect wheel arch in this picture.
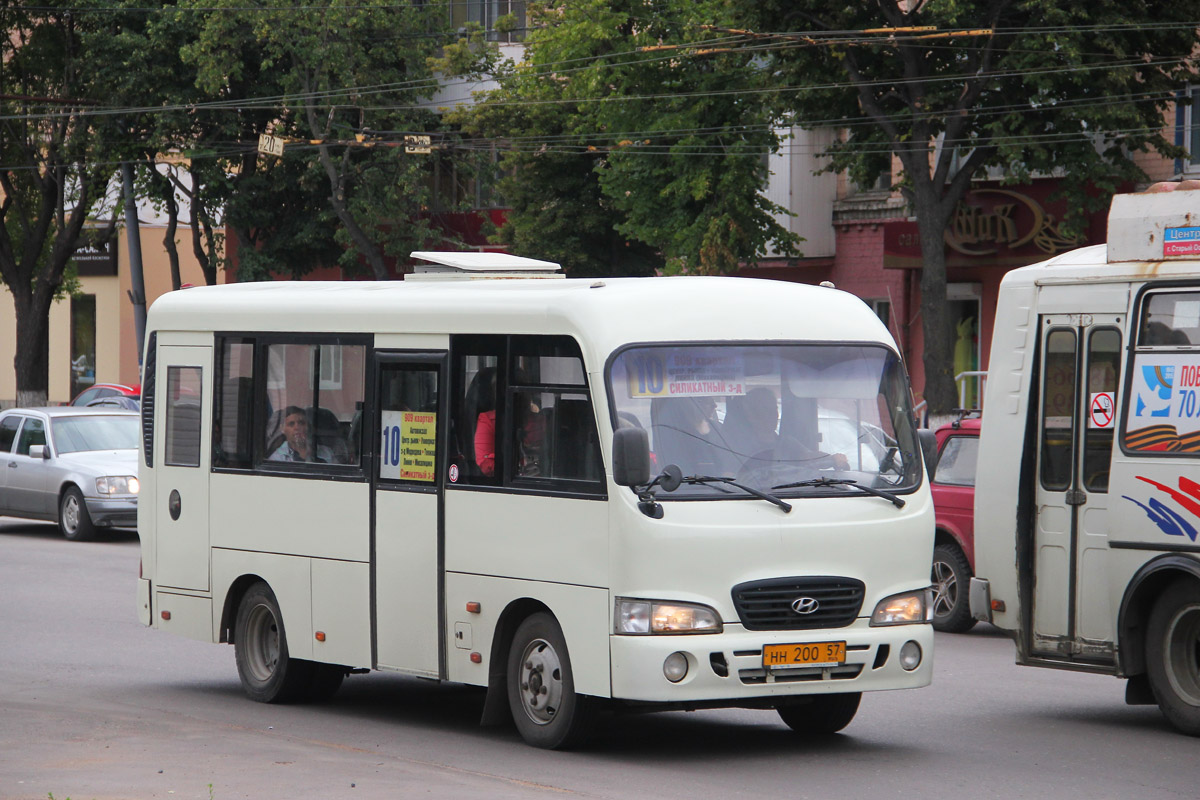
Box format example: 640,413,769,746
220,573,269,644
57,479,85,505
934,526,968,556
1117,554,1200,676
479,597,553,726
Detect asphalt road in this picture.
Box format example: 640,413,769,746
1,518,1197,800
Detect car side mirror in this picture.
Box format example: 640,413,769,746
917,430,938,477
612,426,651,487
28,444,49,460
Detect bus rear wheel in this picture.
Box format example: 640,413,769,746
777,692,861,735
506,612,595,749
1147,579,1200,735
234,582,311,704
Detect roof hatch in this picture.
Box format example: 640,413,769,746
406,251,563,281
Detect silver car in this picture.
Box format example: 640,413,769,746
0,406,140,540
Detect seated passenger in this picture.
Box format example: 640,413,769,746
268,406,334,463
725,388,849,471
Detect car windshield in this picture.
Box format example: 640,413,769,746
52,415,140,454
608,344,922,498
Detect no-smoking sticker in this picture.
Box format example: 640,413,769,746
1090,391,1115,429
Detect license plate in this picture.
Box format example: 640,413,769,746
762,641,846,669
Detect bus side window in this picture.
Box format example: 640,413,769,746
508,336,603,488
214,338,254,469
262,342,365,467
450,339,503,484
164,367,202,467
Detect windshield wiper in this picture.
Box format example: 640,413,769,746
772,477,906,509
683,475,792,513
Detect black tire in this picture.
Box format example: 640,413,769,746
777,692,862,735
234,582,313,704
1146,579,1200,735
931,542,976,633
506,612,596,749
59,486,96,541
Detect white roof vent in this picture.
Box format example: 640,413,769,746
406,251,563,281
1108,182,1200,263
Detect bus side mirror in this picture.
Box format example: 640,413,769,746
612,427,651,487
917,430,938,477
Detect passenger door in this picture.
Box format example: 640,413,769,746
153,344,212,591
0,414,23,514
8,416,50,517
372,352,445,677
1031,315,1122,661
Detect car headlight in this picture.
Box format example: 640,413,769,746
870,588,933,626
614,598,722,635
96,476,139,495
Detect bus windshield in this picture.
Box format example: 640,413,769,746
608,344,922,497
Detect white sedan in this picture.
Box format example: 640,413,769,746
0,406,140,540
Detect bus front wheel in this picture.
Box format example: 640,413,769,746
777,692,861,735
506,612,595,749
1147,579,1200,735
234,582,311,704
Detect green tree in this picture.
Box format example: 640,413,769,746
184,0,456,280
737,1,1200,413
0,4,118,405
459,0,799,276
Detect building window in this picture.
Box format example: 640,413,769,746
1187,86,1200,171
70,294,96,402
866,299,891,328
450,0,526,42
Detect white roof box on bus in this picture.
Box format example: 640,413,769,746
1108,181,1200,263
407,250,563,281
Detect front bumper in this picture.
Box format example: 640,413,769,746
85,496,138,528
610,619,933,705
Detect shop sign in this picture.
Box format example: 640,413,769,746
883,182,1104,269
71,231,118,276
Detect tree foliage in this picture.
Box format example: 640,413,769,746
458,0,799,276
0,3,119,404
182,0,455,279
735,0,1200,412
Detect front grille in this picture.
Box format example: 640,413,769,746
732,576,865,631
739,664,863,684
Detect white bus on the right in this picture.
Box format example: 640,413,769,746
972,183,1200,736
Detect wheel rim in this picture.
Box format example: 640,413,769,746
516,637,564,726
931,559,958,619
62,495,80,534
1164,602,1200,706
244,603,281,683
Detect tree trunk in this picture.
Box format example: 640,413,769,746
12,292,51,407
913,204,958,417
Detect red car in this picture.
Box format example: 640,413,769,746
70,382,140,407
929,413,981,632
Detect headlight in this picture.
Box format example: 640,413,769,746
614,598,721,634
870,588,932,626
96,476,139,495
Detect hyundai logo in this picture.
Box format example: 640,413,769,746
791,597,820,615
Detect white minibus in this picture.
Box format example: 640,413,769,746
137,252,934,749
972,184,1200,735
